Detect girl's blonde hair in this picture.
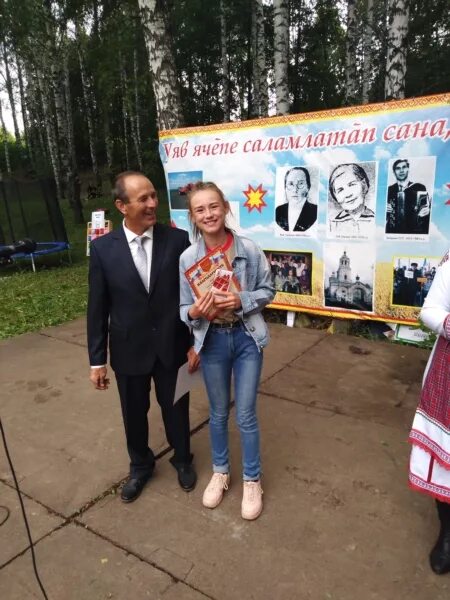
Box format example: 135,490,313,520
186,181,233,239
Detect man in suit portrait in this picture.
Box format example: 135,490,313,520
87,171,198,503
275,167,317,233
386,159,431,234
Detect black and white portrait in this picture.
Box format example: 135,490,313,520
385,156,435,237
327,162,376,240
275,166,318,236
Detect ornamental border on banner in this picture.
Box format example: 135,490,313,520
161,93,450,326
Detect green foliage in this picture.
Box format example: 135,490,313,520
292,0,346,111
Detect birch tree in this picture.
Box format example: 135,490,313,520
62,39,84,224
17,59,35,168
385,0,410,99
0,99,12,175
132,49,143,171
273,0,290,115
76,19,102,189
1,42,21,140
251,0,268,117
138,0,184,130
220,0,230,122
345,0,358,104
362,0,374,103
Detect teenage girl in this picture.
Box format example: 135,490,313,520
179,182,275,520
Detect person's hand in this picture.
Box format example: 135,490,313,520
90,366,110,390
213,291,242,311
386,202,393,214
188,291,215,320
187,347,200,373
418,205,430,218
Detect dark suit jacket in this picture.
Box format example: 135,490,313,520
275,201,317,232
87,223,191,376
386,182,429,234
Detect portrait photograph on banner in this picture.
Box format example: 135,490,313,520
384,156,436,240
274,165,319,237
327,161,377,241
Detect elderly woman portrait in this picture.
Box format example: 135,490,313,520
275,166,317,233
328,163,375,238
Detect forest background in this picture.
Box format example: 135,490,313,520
0,0,449,337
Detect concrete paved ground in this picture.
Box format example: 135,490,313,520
0,319,449,599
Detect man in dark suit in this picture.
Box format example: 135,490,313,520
88,171,198,502
386,159,430,234
275,167,317,232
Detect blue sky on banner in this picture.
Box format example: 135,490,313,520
162,102,449,263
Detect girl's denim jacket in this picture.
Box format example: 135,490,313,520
179,233,275,353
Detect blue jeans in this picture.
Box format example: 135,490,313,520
200,324,263,481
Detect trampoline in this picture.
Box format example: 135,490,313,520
0,178,71,271
8,241,72,272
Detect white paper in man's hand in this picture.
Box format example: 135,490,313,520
174,362,202,404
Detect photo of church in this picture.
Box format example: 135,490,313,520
324,244,374,312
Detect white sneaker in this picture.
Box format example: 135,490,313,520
241,481,263,520
202,473,230,509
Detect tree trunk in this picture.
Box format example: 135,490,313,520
76,21,102,190
0,99,12,175
1,43,21,141
251,1,259,117
256,0,268,116
345,0,358,104
273,0,290,115
119,55,131,170
52,60,69,198
251,0,268,117
362,0,374,104
63,46,84,224
220,0,230,122
17,58,35,169
103,116,114,183
385,0,410,99
138,0,184,130
132,49,143,171
36,67,63,200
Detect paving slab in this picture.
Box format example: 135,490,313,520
0,331,209,517
40,316,87,347
79,389,448,600
260,332,429,430
0,523,208,600
0,482,62,568
259,325,328,382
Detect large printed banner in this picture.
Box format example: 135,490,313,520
160,94,450,324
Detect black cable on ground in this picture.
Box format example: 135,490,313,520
0,505,10,527
0,418,49,600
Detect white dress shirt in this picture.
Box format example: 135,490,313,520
123,220,154,290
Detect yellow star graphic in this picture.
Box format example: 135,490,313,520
243,184,268,213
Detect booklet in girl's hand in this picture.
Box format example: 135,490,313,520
184,246,241,320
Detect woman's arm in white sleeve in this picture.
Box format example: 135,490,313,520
420,260,450,338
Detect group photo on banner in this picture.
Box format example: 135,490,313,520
161,94,449,325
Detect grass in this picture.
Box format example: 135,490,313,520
0,192,170,340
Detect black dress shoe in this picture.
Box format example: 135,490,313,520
169,457,197,492
121,474,152,503
430,529,450,574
